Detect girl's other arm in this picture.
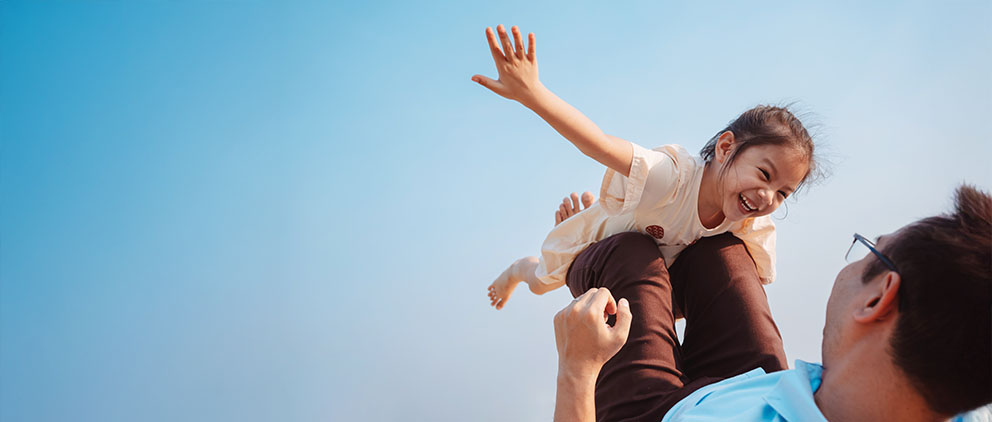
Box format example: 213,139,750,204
472,25,634,177
528,93,634,177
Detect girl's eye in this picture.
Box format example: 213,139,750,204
778,191,788,199
759,169,770,180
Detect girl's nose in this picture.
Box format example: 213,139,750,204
759,189,774,207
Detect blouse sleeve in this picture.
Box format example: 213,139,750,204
732,216,777,285
599,143,684,216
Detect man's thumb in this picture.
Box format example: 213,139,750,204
613,298,632,342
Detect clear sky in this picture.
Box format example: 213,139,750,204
1,1,990,421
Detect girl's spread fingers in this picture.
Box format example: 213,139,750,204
485,27,505,63
527,32,535,60
581,191,595,208
472,75,507,96
472,75,493,87
496,25,514,61
511,26,525,59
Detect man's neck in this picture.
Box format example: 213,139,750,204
814,341,943,422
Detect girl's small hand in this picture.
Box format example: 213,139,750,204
472,25,542,106
555,191,596,226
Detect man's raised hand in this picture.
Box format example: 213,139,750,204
471,25,541,105
553,288,632,377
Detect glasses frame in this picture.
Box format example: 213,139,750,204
846,233,898,272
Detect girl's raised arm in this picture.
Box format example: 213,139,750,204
472,25,634,177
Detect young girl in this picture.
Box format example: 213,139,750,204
475,25,819,310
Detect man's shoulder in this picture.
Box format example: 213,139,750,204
663,361,826,422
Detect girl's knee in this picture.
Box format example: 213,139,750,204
601,232,669,284
681,234,759,283
569,231,669,293
606,232,660,258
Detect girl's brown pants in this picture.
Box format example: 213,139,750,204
566,232,789,421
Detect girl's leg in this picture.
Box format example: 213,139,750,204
566,232,702,421
668,233,789,381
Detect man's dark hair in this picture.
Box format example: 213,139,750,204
863,184,991,415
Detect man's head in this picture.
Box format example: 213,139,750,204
823,184,991,415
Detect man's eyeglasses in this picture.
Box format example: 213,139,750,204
845,233,898,271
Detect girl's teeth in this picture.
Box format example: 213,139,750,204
740,194,755,212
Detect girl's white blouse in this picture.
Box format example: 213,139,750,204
535,143,776,289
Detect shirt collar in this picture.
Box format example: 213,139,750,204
761,360,827,422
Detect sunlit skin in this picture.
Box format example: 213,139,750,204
479,24,810,309
697,131,809,229
813,232,943,422
820,233,902,370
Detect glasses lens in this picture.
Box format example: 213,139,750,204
846,238,870,262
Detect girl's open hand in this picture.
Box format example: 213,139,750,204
472,25,541,105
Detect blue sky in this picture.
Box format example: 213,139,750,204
2,1,990,421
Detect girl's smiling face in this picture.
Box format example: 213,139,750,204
712,132,810,222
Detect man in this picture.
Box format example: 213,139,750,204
553,185,991,421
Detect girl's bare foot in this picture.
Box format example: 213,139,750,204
488,265,520,310
554,191,596,225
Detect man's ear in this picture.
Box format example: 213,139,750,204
853,272,901,323
715,131,736,164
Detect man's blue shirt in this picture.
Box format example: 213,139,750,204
662,360,827,422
